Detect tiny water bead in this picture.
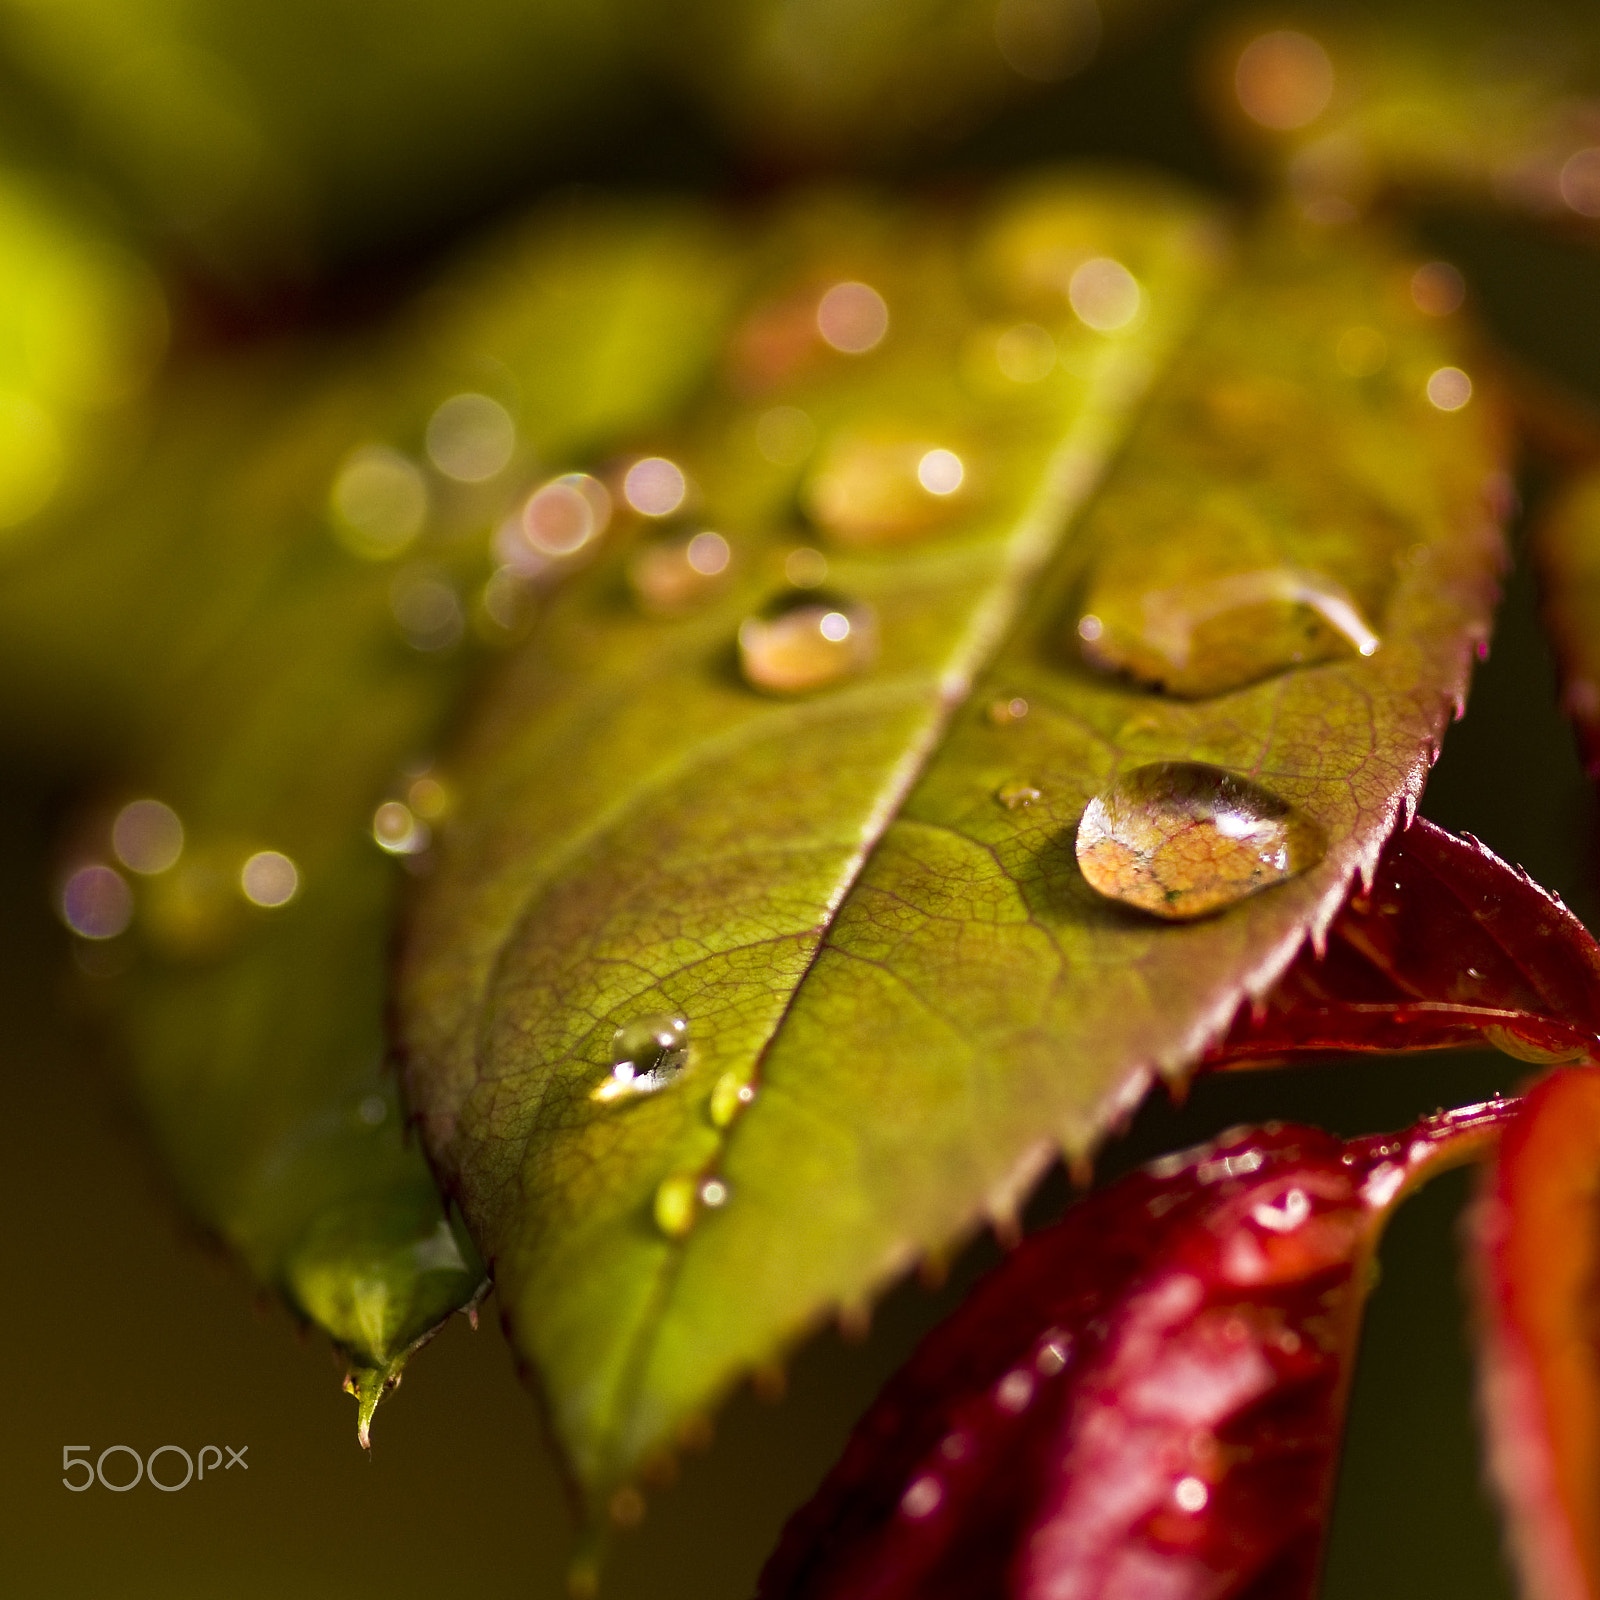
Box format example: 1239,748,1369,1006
756,405,816,466
654,1175,699,1238
996,782,1042,811
1076,762,1327,920
425,392,515,483
1233,29,1335,131
738,594,878,695
240,850,299,908
1067,257,1141,332
390,568,464,652
988,696,1029,724
816,281,888,354
803,429,969,545
515,472,610,560
623,456,688,518
1410,262,1466,317
112,798,183,875
591,1013,689,1103
60,863,133,939
1076,564,1381,699
372,800,429,855
784,546,828,588
1426,366,1473,412
627,529,731,615
993,321,1057,383
331,444,428,559
709,1071,756,1127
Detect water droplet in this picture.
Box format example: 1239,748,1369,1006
698,1178,729,1208
592,1013,689,1103
60,863,133,939
995,1369,1035,1413
1335,325,1387,376
112,799,183,875
994,0,1100,83
1068,257,1141,332
738,594,877,695
1411,262,1466,316
1076,762,1326,920
627,529,732,616
1234,30,1334,130
390,567,464,652
1427,367,1472,412
1077,565,1380,698
803,428,969,545
816,282,888,354
900,1475,943,1519
331,445,428,559
988,696,1029,725
756,406,816,466
784,547,828,588
425,393,515,483
993,321,1057,383
513,472,611,562
1251,1187,1311,1233
1560,147,1600,217
373,800,429,855
623,456,688,517
1173,1475,1209,1513
407,773,450,821
241,850,299,908
654,1175,698,1237
709,1071,755,1127
996,782,1041,811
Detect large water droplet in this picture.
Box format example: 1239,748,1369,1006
591,1013,689,1103
738,593,877,695
1077,565,1380,698
802,427,969,546
1076,762,1326,919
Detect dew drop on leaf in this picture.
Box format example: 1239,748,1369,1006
996,782,1041,811
112,798,184,875
591,1012,689,1103
1076,564,1380,698
738,593,877,694
802,428,969,545
627,529,732,615
654,1174,699,1237
1075,761,1327,920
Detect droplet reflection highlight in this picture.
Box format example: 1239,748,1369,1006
592,1013,689,1103
738,595,878,694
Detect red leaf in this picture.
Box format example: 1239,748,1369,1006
1211,819,1600,1068
1475,1067,1600,1600
759,1104,1514,1600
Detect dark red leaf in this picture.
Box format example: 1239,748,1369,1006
1210,819,1600,1068
1474,1067,1600,1600
759,1103,1514,1600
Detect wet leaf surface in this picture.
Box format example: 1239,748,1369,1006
1474,1067,1600,1600
12,199,749,1433
758,1102,1515,1600
1212,818,1600,1068
396,181,1511,1508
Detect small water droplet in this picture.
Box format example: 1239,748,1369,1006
1560,148,1600,216
407,773,450,821
240,850,298,908
1251,1187,1311,1233
816,282,888,354
425,393,515,483
993,321,1057,382
112,799,184,875
60,863,133,939
391,567,464,652
628,529,732,615
1077,565,1380,698
357,1093,388,1126
738,593,877,695
373,800,429,855
513,472,611,561
784,546,829,588
331,445,428,559
1427,367,1472,412
803,428,969,545
708,1071,755,1127
1076,762,1326,920
698,1178,729,1208
1173,1475,1209,1513
623,456,688,517
1234,30,1334,130
900,1475,943,1520
988,696,1029,725
995,1369,1035,1413
1068,257,1141,332
996,782,1042,811
592,1013,689,1104
1411,262,1466,316
654,1174,698,1237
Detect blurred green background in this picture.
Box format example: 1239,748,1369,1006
4,0,1600,1595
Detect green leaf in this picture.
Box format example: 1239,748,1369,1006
8,198,750,1433
396,180,1508,1508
